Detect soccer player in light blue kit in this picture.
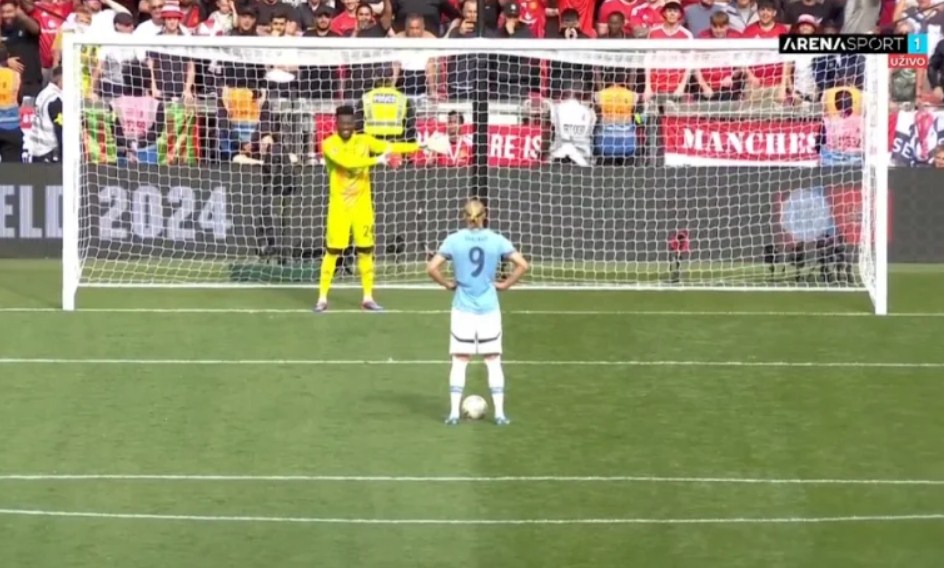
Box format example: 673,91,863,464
426,199,529,426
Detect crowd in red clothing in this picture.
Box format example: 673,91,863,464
1,0,939,105
2,0,943,166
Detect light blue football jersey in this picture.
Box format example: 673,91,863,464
438,228,516,315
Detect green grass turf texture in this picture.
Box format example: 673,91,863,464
1,259,943,567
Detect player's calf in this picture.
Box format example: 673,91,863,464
484,354,507,421
448,355,470,421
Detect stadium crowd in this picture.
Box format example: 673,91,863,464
0,0,942,166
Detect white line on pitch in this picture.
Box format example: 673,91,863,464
0,358,942,368
2,307,943,317
1,474,942,485
0,508,940,525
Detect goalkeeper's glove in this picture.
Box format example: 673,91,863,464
376,149,392,165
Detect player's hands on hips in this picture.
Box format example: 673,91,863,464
495,280,511,291
446,280,457,291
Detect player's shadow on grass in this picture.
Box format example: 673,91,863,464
364,390,444,423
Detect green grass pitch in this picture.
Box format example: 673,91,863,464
1,259,943,567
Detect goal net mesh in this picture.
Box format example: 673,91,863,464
65,38,876,290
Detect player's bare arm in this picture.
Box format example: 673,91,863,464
495,251,528,291
426,254,457,290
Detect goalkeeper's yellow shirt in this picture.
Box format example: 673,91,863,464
322,133,420,207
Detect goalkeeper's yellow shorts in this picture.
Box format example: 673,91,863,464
325,200,374,250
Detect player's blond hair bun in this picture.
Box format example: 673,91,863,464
463,199,487,226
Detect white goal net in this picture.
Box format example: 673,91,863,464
60,36,887,313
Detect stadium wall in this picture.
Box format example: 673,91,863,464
0,164,940,263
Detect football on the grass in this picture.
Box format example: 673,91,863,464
461,395,488,420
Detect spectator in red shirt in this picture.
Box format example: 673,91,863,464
742,0,789,101
741,0,786,37
694,11,744,100
645,2,692,100
629,0,664,35
597,0,637,36
514,0,546,38
648,0,690,37
177,0,205,32
23,0,72,80
331,0,357,35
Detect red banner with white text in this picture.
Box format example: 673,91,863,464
662,116,821,167
313,115,544,167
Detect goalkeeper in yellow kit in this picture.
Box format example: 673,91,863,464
314,105,424,312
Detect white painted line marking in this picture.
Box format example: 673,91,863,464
1,474,942,485
0,508,940,525
0,358,941,368
1,307,943,317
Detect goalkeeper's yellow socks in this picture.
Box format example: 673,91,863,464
358,253,375,301
318,252,339,303
486,357,506,419
449,356,468,419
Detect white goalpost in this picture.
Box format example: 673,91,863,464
60,35,888,314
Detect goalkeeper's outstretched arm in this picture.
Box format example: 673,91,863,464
367,135,423,156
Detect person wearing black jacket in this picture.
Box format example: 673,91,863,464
929,38,944,103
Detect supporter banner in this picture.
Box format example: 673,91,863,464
2,164,942,263
889,108,944,167
662,116,821,167
313,116,543,167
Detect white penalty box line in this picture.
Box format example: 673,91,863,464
0,508,941,526
2,307,944,317
0,358,942,368
1,474,943,485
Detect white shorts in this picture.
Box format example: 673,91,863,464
449,309,503,356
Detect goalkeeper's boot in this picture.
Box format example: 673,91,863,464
361,300,384,312
444,415,460,426
313,301,328,313
494,416,511,426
